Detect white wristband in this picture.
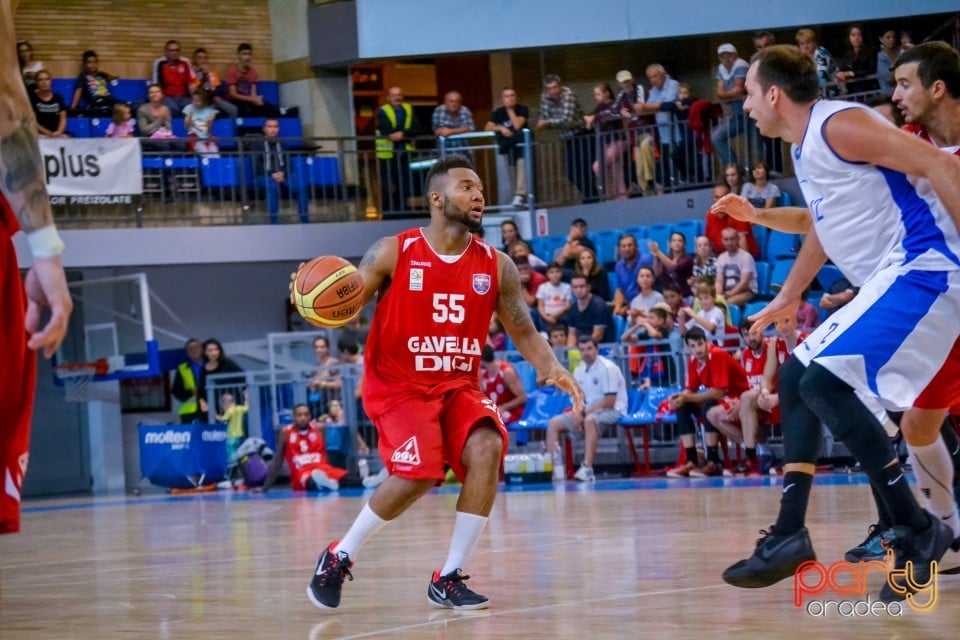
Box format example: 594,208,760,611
26,225,65,258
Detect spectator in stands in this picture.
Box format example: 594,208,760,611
584,82,631,201
660,284,684,322
613,69,656,197
796,287,821,331
255,404,347,493
628,266,665,320
622,304,669,346
479,345,527,426
376,85,420,213
105,103,134,138
152,39,196,115
714,227,757,306
877,29,899,92
649,231,694,297
197,338,245,416
216,390,248,465
740,160,780,209
339,317,369,350
611,233,652,316
535,262,572,330
137,84,175,147
17,41,44,89
900,31,915,54
563,275,614,346
255,117,309,224
575,247,611,301
171,338,205,423
508,239,547,272
487,314,507,351
485,87,529,208
432,90,474,153
640,64,682,188
796,28,839,89
545,335,627,482
183,89,218,154
29,70,66,138
723,162,744,195
514,254,546,312
691,235,717,287
308,335,341,415
191,47,237,119
678,282,725,343
227,43,279,117
666,327,750,478
500,220,520,253
711,43,750,167
554,218,597,276
835,24,879,93
705,183,760,258
535,74,587,201
71,50,121,117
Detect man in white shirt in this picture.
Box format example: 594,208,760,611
545,336,627,482
714,227,757,306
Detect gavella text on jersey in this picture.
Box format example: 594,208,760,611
408,336,483,372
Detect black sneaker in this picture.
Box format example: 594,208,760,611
879,514,953,603
307,541,353,609
722,526,816,588
427,569,489,610
844,524,884,562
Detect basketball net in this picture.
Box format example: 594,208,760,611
54,360,108,402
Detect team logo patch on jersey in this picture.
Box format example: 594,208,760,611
472,273,491,295
410,268,423,291
391,436,421,466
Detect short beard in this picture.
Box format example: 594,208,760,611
442,197,482,232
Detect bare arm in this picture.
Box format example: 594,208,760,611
356,236,397,306
711,195,813,234
496,253,584,411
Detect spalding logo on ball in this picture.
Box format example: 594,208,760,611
293,256,365,328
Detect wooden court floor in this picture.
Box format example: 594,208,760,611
1,476,958,639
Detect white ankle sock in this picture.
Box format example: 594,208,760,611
439,512,488,576
334,503,389,559
909,440,960,537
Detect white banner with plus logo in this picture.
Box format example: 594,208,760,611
39,137,143,198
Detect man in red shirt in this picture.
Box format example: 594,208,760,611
666,327,750,477
151,39,196,115
300,155,582,611
254,404,347,492
479,346,527,425
226,43,279,118
704,183,760,258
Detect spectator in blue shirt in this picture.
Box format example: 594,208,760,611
611,233,653,316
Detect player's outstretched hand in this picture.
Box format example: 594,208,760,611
543,364,585,414
289,262,306,304
711,194,759,223
24,256,73,358
747,293,800,339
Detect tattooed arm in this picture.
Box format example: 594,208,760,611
0,0,72,357
496,251,584,411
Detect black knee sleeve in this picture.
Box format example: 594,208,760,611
676,402,699,436
778,356,823,464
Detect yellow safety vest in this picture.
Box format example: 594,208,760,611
177,362,198,416
376,103,414,159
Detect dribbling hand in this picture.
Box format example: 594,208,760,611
543,364,585,415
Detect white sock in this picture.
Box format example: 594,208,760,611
909,440,960,537
334,503,389,559
439,512,488,576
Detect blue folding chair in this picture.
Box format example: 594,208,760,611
257,81,280,108
65,117,90,137
769,259,795,293
755,261,772,297
618,385,680,475
170,118,187,139
672,219,703,244
588,229,621,268
200,157,240,188
110,79,149,105
278,118,303,149
512,361,539,393
645,223,673,253
89,117,110,137
765,230,799,262
306,156,341,187
212,119,237,149
622,225,647,241
817,264,844,292
509,386,572,447
52,78,74,104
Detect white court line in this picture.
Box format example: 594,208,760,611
331,583,728,640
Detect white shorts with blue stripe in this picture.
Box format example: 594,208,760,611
793,265,960,411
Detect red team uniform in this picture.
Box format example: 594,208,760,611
479,361,525,424
0,195,37,534
282,423,348,491
686,344,750,413
363,229,505,481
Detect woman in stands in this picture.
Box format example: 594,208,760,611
29,70,67,138
137,84,174,147
876,29,899,91
17,41,44,89
197,339,244,417
649,231,694,297
835,24,879,93
575,247,611,301
584,82,631,201
690,235,716,293
722,163,743,195
740,160,780,209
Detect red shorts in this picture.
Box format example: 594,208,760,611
374,386,507,481
0,233,37,535
292,462,348,491
915,336,960,410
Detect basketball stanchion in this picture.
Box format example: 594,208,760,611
53,359,109,402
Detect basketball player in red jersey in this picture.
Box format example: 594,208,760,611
0,0,73,535
254,404,347,492
301,155,583,611
478,345,527,425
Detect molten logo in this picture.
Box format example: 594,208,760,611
391,437,421,466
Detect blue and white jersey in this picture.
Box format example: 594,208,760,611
793,100,960,287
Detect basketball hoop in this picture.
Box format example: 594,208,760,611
54,359,108,402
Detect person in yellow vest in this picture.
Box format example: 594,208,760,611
171,338,204,423
376,86,420,213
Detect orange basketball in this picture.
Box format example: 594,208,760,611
293,256,365,328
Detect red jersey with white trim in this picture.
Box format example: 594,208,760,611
282,424,331,490
480,360,524,423
686,344,750,399
740,342,768,390
363,228,500,417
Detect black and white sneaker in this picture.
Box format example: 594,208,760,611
722,526,816,588
427,569,489,610
879,514,953,602
844,523,885,562
307,541,353,609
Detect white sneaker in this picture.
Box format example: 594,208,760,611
310,469,339,491
511,195,525,208
362,467,389,489
573,464,595,482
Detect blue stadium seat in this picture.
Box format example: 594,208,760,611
672,219,703,244
212,119,237,149
779,191,793,207
613,313,628,342
755,261,771,297
769,259,795,293
200,157,240,187
65,118,90,137
277,118,303,148
257,81,280,107
52,78,74,104
528,236,550,261
512,361,538,393
622,225,647,241
242,156,257,189
764,230,800,262
110,79,149,105
588,229,621,268
305,156,341,186
142,157,199,171
89,117,110,137
539,234,567,263
752,225,769,259
743,301,768,321
816,264,844,292
645,223,673,252
728,304,742,328
170,118,187,138
510,386,571,432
